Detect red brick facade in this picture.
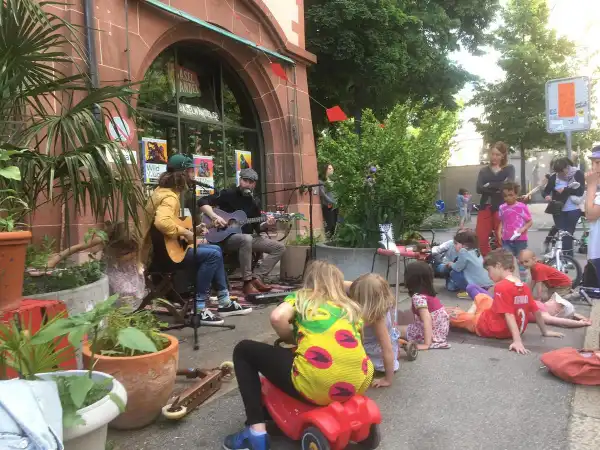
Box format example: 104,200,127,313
33,0,319,243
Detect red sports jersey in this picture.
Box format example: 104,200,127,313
476,279,539,339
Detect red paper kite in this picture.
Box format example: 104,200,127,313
379,123,385,128
326,106,348,123
270,62,288,81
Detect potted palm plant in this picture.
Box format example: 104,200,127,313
0,148,31,311
0,0,145,310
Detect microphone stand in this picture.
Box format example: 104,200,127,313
258,182,323,262
172,183,235,352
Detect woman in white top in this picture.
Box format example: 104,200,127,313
585,147,600,279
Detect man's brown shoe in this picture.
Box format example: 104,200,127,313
252,278,273,292
243,281,260,295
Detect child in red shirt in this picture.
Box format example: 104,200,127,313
518,249,572,299
447,249,563,354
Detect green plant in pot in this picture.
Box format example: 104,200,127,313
0,295,129,450
315,105,458,281
280,225,321,282
0,147,32,311
30,294,179,431
0,0,145,301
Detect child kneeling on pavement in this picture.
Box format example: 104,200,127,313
446,249,564,354
224,260,373,450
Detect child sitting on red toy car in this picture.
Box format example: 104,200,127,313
224,260,375,450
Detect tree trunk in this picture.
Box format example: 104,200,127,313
520,144,527,191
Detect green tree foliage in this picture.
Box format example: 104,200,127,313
305,0,500,127
470,0,600,184
318,105,459,248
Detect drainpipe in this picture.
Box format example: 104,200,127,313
83,0,101,120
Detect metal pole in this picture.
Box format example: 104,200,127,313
565,131,572,159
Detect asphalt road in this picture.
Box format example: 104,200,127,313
109,230,590,450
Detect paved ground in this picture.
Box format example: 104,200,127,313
108,229,596,450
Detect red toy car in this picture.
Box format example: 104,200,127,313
261,377,382,450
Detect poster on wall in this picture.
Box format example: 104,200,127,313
193,154,215,196
141,137,168,184
235,150,253,185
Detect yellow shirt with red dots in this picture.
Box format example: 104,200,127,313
285,292,374,406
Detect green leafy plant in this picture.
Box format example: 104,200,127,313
318,105,459,248
0,315,72,379
286,227,323,246
22,260,106,296
0,149,28,232
0,0,145,235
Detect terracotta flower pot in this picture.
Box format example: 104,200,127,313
82,333,179,430
0,231,32,312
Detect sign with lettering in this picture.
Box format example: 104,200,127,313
179,103,220,122
545,76,591,133
141,137,168,184
168,63,200,98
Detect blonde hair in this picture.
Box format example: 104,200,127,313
295,260,362,324
349,273,395,325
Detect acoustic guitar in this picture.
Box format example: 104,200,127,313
201,209,299,244
162,216,207,264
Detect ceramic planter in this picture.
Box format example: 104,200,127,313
36,370,127,450
280,245,310,281
82,333,179,430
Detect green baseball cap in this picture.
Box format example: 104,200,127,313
167,154,193,172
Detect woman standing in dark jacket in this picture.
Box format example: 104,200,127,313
542,157,585,254
476,142,516,256
319,163,338,236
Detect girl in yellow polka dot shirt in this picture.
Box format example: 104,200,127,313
224,260,374,450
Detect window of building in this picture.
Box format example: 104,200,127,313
137,42,262,193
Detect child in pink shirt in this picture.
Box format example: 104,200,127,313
497,182,533,258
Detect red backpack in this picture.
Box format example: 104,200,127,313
541,347,600,385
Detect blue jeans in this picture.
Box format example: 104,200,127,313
502,240,528,258
447,270,468,291
182,244,230,310
435,263,450,276
554,209,582,253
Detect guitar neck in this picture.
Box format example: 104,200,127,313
246,216,269,224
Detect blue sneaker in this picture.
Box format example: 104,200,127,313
223,427,270,450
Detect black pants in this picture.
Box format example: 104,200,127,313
233,339,302,425
322,206,338,236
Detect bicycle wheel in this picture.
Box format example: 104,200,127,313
546,254,583,288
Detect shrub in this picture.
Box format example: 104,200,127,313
318,104,458,248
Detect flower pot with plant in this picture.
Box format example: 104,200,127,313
1,0,145,307
81,302,178,430
0,299,129,450
0,148,31,312
315,105,458,281
280,227,321,282
28,295,177,432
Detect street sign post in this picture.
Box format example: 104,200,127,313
545,76,591,158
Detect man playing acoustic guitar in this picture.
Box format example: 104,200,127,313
199,168,286,295
142,155,252,325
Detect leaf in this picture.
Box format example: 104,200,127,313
68,375,95,409
30,318,73,344
109,392,126,413
67,326,88,349
117,327,158,354
0,166,20,180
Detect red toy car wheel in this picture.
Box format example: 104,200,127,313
360,424,382,449
301,426,331,450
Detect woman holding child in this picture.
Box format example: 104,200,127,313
476,142,516,256
542,157,585,255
